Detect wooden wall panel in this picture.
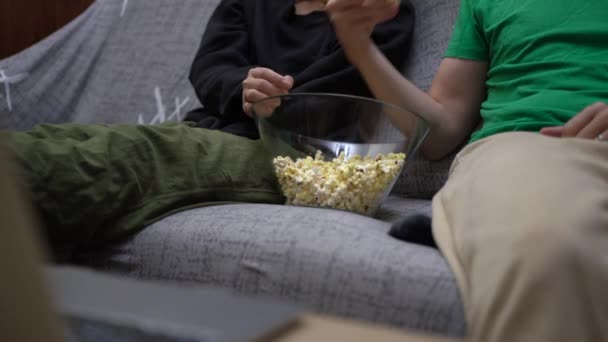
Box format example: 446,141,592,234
0,0,94,59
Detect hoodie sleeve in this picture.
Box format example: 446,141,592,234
189,0,252,119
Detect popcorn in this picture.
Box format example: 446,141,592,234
273,150,406,215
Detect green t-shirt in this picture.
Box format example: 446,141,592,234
445,0,608,143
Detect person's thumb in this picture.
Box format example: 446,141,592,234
282,75,294,90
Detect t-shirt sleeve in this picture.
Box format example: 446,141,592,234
444,0,489,61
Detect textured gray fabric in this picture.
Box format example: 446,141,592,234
404,0,461,91
376,195,433,223
0,0,220,129
75,202,465,336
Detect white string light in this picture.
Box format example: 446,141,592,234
0,69,27,112
138,86,190,124
120,0,129,17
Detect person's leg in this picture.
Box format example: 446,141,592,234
6,122,283,247
432,132,608,341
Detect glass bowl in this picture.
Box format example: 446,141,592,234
253,93,429,216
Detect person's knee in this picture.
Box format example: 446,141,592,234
504,224,593,281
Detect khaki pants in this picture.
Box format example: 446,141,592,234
433,132,608,341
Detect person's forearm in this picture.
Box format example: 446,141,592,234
350,44,459,160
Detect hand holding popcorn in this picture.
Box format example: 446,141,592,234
325,0,400,64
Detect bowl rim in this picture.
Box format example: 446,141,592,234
252,92,430,128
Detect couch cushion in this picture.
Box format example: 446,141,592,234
376,195,433,222
75,202,465,337
405,0,461,91
0,0,220,130
391,0,461,199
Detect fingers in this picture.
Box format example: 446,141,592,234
576,106,608,139
248,67,293,90
244,88,273,104
541,102,608,141
561,102,604,137
242,93,280,117
326,0,365,11
539,126,564,137
248,97,281,118
362,0,400,10
326,0,396,11
242,67,292,117
328,4,397,23
330,11,373,27
375,4,399,22
243,102,253,116
242,89,270,117
284,75,294,89
325,0,398,64
242,78,288,98
331,9,380,23
243,89,277,117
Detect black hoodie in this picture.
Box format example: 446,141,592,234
185,0,414,138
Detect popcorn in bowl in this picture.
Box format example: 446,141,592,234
273,150,406,215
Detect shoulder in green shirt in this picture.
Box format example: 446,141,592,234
445,0,608,143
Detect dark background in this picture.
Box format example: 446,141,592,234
0,0,94,59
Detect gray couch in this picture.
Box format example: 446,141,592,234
0,0,465,337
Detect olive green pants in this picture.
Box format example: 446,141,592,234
6,122,284,247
